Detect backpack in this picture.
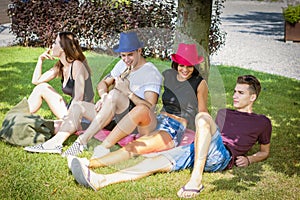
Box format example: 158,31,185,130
0,98,54,146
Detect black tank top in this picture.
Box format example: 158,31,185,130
61,62,94,105
161,69,203,130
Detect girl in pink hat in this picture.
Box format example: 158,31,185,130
71,43,209,170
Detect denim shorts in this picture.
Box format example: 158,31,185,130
156,114,186,147
161,129,232,172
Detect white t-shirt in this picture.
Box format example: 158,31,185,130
110,60,162,99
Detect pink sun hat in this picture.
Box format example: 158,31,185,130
171,43,204,66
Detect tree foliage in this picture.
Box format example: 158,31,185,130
7,0,225,57
210,0,226,55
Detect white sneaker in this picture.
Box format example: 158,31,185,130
61,141,87,157
67,155,90,170
24,143,62,154
91,145,110,159
71,157,100,191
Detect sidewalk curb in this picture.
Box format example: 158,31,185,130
0,23,16,47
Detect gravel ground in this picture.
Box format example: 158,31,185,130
210,0,300,80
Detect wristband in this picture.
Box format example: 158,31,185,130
245,156,250,166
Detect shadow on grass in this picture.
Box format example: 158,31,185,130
0,62,34,103
212,170,262,193
0,61,62,120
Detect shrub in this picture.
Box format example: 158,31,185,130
8,0,80,47
210,0,226,55
7,0,225,57
8,0,176,58
283,4,300,24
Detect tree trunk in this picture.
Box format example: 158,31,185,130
176,0,213,80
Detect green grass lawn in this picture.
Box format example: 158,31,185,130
0,46,299,199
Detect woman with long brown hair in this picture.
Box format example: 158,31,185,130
27,32,94,121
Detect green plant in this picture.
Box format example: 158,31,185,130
7,0,176,59
7,0,226,57
283,4,300,24
210,0,226,55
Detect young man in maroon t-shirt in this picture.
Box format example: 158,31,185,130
176,74,272,198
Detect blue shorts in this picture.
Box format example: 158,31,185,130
161,129,232,172
156,114,185,147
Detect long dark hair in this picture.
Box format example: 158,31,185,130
54,32,91,77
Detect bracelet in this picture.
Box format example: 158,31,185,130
245,156,250,166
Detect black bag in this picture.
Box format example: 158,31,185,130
0,98,54,146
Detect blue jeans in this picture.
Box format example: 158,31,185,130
161,129,232,172
156,114,185,147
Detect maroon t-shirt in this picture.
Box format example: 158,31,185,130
215,109,272,169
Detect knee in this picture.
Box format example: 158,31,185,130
32,82,51,94
195,112,217,135
195,112,213,128
68,101,80,110
109,89,124,104
68,101,85,115
130,105,150,117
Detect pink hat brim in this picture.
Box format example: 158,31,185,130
171,54,204,66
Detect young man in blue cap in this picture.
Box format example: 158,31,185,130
24,32,163,157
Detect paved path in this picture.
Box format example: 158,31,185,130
210,0,300,80
0,23,15,47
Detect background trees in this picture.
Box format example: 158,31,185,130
8,0,225,59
